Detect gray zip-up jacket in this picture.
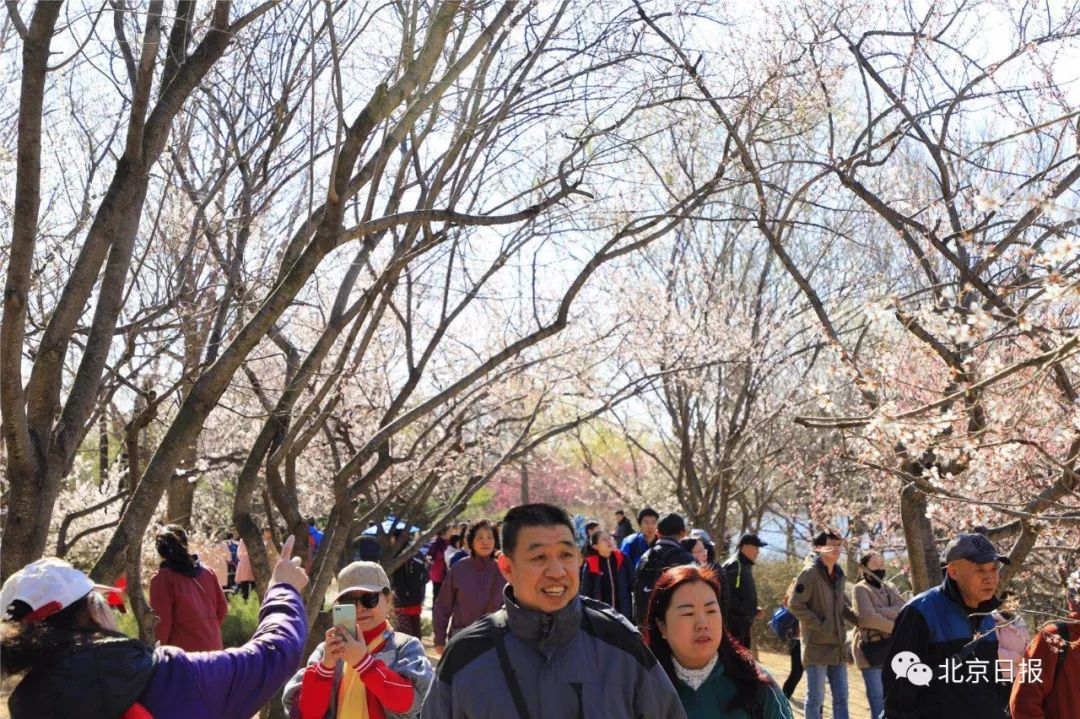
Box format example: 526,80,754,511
421,586,687,719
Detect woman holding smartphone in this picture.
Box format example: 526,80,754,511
283,561,433,719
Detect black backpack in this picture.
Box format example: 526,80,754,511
632,542,689,624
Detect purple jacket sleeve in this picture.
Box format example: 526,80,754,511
141,583,308,719
432,561,456,646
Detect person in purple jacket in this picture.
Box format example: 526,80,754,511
432,518,505,655
0,535,310,719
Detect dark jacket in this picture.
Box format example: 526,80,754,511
787,557,857,666
8,584,306,719
633,537,695,624
882,577,1009,719
421,586,687,719
8,635,156,719
705,562,731,610
721,552,759,629
614,517,635,545
580,550,633,620
392,554,430,608
432,555,506,646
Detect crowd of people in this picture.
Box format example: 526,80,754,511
1,503,1077,719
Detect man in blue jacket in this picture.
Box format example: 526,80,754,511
619,506,659,568
883,533,1012,719
422,503,686,719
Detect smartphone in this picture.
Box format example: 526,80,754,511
332,603,356,637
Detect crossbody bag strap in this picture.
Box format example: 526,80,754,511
489,618,532,719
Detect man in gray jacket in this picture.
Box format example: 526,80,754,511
422,502,686,719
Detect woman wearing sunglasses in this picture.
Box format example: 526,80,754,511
283,561,433,719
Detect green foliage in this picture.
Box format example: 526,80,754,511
221,592,263,648
115,604,140,639
463,487,495,518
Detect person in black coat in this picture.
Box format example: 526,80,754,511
722,533,768,649
580,530,634,620
632,513,695,625
613,510,635,546
389,529,429,638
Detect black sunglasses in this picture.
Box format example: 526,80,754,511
349,593,382,609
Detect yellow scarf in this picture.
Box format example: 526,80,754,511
336,622,391,719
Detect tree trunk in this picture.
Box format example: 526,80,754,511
165,439,198,529
1,463,61,579
846,516,864,579
99,412,110,481
900,484,940,593
165,470,198,529
126,537,156,644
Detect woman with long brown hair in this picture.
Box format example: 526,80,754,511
644,564,792,719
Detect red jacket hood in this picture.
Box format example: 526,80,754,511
585,550,625,575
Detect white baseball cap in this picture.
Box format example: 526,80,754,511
1,558,119,623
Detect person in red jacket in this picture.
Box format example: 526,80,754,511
1010,568,1080,719
282,561,433,719
580,529,633,619
149,524,228,651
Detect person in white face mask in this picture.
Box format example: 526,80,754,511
851,551,903,719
